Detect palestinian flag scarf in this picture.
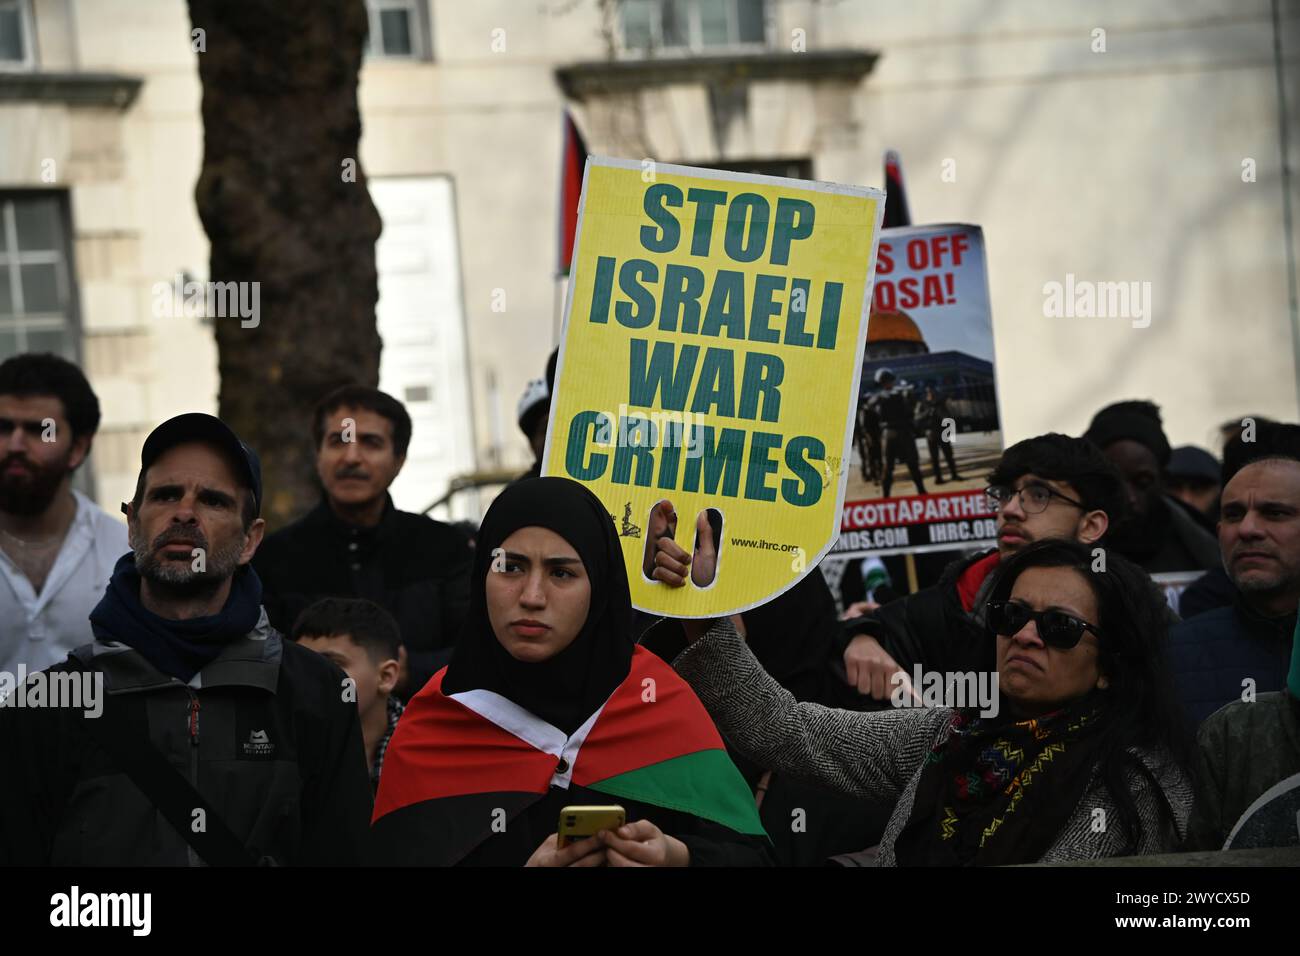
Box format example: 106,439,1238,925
372,645,765,864
371,477,763,865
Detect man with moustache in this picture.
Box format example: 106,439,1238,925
836,433,1126,701
0,353,126,675
0,412,372,865
254,385,471,698
1168,423,1300,727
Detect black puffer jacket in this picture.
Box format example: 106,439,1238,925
1168,596,1294,729
0,613,373,866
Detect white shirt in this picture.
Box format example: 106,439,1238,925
0,490,128,675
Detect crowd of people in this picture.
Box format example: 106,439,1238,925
0,348,1297,865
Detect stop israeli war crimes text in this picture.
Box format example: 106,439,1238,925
566,183,859,508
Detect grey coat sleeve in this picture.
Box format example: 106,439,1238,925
672,619,951,803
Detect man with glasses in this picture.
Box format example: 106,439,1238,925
837,433,1126,701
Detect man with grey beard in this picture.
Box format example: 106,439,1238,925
0,413,372,865
1169,422,1300,727
0,353,126,676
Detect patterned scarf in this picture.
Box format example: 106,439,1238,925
371,695,405,791
893,694,1109,866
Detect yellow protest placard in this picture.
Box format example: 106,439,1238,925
543,157,885,617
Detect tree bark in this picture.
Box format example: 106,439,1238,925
188,0,382,529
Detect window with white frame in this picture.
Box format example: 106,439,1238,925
0,195,78,363
0,0,35,70
364,0,431,60
621,0,767,56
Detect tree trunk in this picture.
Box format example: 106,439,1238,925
188,0,382,529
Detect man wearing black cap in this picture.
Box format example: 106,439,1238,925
0,413,373,866
1083,400,1218,574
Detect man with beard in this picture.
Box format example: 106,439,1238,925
1168,424,1300,727
0,353,126,675
836,433,1125,701
1083,400,1219,574
253,385,471,698
0,413,372,865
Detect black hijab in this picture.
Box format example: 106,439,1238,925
440,477,635,736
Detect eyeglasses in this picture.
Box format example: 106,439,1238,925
985,482,1086,515
985,600,1103,650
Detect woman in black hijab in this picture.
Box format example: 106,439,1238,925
371,478,770,866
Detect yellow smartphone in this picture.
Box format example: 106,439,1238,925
557,805,626,848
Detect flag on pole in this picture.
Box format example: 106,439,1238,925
557,111,589,276
882,149,912,228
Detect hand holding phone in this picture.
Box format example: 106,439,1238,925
557,805,626,848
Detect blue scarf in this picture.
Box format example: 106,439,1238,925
89,553,264,682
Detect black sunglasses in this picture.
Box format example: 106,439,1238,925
985,600,1103,650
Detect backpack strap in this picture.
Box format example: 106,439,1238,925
75,664,260,867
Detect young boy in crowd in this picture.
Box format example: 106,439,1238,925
293,598,405,791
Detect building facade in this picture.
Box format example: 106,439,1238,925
2,0,1296,521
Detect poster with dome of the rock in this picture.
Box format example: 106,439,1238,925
836,223,1003,557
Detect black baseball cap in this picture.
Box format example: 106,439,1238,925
138,413,263,516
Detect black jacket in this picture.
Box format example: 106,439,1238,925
0,614,373,866
1178,566,1237,620
835,549,1000,682
1168,595,1295,729
253,496,472,695
1108,495,1220,575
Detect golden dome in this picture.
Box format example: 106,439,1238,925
867,309,925,345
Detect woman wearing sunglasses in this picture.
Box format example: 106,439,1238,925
655,534,1192,864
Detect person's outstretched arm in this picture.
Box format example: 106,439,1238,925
672,616,945,803
645,500,949,801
